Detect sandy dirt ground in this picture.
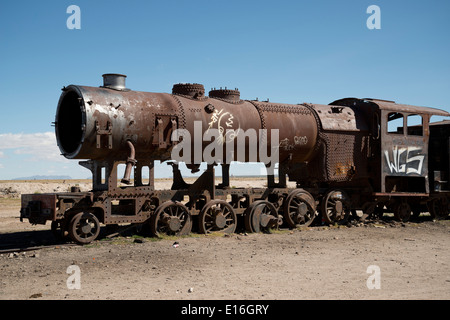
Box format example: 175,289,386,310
0,179,449,300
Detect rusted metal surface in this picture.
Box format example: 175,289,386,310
249,101,319,164
310,103,368,131
56,77,320,168
20,74,450,244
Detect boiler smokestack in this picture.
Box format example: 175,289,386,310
101,73,128,91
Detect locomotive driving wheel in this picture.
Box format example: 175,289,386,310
150,201,192,237
321,189,351,224
198,200,237,234
244,200,281,233
68,212,101,245
283,189,316,228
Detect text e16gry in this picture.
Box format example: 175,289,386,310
181,304,269,317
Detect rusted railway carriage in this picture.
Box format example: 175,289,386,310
20,74,450,244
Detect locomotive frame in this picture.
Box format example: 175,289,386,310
20,75,450,244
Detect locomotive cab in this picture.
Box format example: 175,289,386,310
374,100,449,195
380,106,429,194
329,97,449,221
332,98,450,195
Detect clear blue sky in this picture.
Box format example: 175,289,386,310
0,0,449,179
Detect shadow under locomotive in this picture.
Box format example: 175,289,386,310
2,212,446,252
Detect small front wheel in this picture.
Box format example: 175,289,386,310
68,212,101,245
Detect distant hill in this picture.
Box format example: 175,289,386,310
12,175,72,180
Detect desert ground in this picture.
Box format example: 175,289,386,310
0,178,449,301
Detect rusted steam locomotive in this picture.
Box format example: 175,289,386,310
20,74,450,244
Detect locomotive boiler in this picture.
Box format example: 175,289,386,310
20,74,450,244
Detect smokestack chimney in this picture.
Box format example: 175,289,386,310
101,73,128,91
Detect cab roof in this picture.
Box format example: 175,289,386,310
330,97,450,117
